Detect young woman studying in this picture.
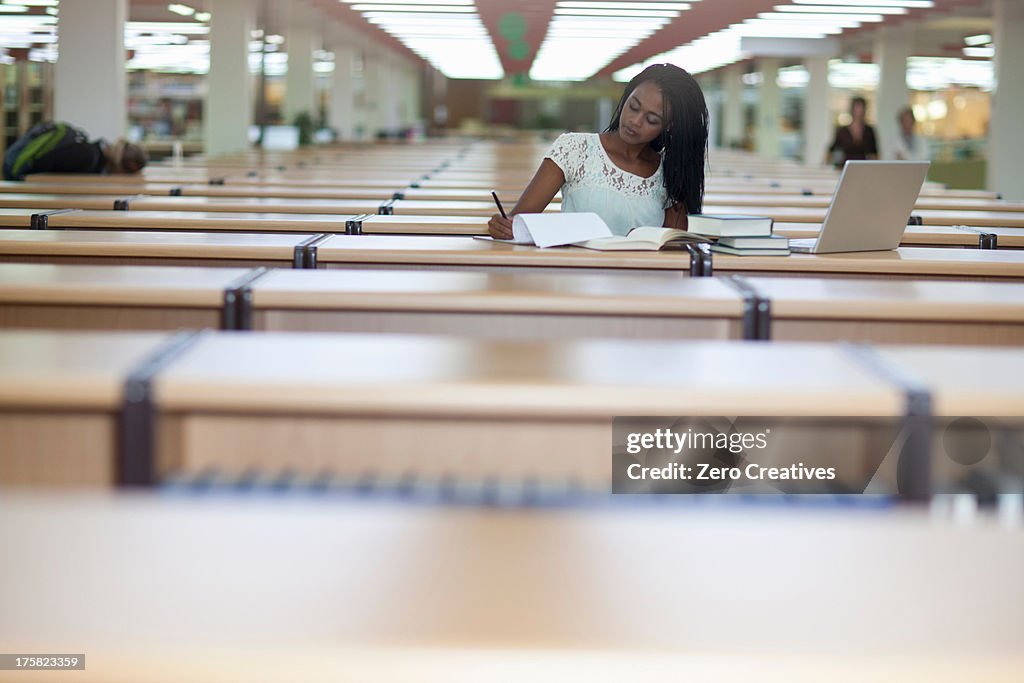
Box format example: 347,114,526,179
488,63,709,239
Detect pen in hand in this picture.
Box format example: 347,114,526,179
491,191,508,219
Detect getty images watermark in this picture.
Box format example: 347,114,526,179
611,416,1017,495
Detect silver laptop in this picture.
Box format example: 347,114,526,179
790,160,930,254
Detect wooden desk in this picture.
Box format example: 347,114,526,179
0,230,311,269
44,209,352,234
356,214,490,236
152,334,903,484
249,268,744,340
712,247,1024,281
0,331,172,487
744,276,1024,346
0,193,121,211
1,494,1021,683
702,193,1024,214
124,195,385,215
313,235,697,274
773,223,1024,249
703,204,1024,227
879,345,1024,416
0,207,37,228
0,264,251,332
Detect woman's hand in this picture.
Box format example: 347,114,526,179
488,213,514,239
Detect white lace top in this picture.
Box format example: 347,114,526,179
545,132,668,236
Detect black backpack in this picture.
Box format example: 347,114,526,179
2,121,89,181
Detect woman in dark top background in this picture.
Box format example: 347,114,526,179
826,96,878,168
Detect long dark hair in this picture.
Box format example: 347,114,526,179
606,63,708,215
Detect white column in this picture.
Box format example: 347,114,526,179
990,0,1024,199
803,56,832,166
54,0,126,141
284,12,315,123
380,57,401,135
363,52,383,139
722,63,744,148
205,0,253,157
874,25,911,160
755,58,781,158
330,44,355,140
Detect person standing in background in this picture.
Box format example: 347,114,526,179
893,106,927,161
826,96,878,168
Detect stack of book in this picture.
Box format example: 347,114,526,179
689,214,790,256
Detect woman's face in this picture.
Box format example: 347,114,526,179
618,81,667,146
851,101,866,121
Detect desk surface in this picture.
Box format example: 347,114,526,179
773,223,1024,248
127,196,384,214
46,209,352,233
316,235,696,270
0,263,248,306
155,333,903,417
715,247,1024,279
0,330,170,408
0,193,120,211
879,346,1024,416
746,276,1024,323
0,492,1021,683
704,204,1024,227
0,229,310,259
251,268,739,317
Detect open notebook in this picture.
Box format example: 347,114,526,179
482,212,709,251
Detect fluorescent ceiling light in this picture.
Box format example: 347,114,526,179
0,5,29,13
342,0,472,4
351,4,474,11
962,46,994,58
553,8,681,17
125,22,209,34
3,0,59,6
757,11,882,23
792,0,933,6
531,0,689,81
167,4,195,17
558,2,691,8
348,1,501,78
963,33,991,46
774,4,907,13
195,12,211,22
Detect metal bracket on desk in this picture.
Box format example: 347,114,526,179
844,343,933,501
169,187,183,196
801,189,813,196
685,242,714,277
392,190,405,200
953,225,998,250
301,233,333,269
209,177,226,185
378,199,395,215
113,194,145,211
118,330,205,487
221,268,269,330
908,214,923,226
346,214,369,235
30,208,78,230
724,276,771,340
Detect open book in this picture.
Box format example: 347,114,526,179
482,212,708,251
574,226,711,251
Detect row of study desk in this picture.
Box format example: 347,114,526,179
2,263,1023,346
4,193,1024,226
1,230,1022,281
2,207,1023,249
1,329,1022,492
5,179,1017,211
37,169,994,200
